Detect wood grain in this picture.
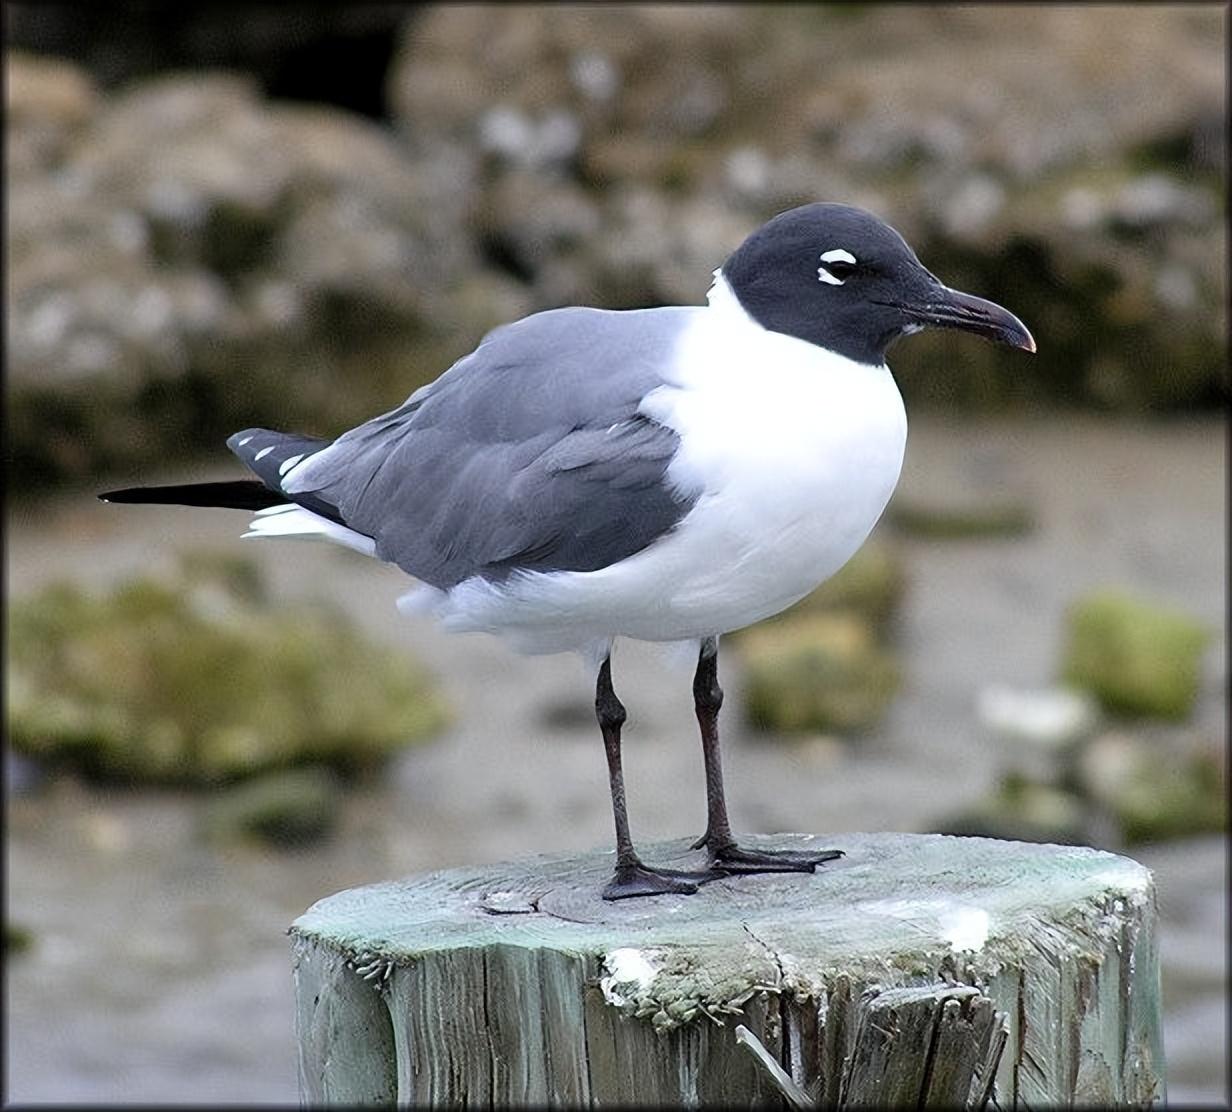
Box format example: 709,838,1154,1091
290,832,1164,1106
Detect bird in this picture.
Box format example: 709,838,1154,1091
102,202,1035,900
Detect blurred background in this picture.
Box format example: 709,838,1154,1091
4,3,1226,1104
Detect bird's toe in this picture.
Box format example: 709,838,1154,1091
710,844,843,875
602,862,709,900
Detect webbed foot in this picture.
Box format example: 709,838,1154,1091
602,860,722,900
695,836,844,875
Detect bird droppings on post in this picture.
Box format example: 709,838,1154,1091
1091,860,1154,901
939,906,991,953
856,897,993,955
599,947,663,1008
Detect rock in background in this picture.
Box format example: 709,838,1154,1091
6,51,527,488
1062,590,1210,721
4,3,409,117
388,4,1226,408
5,552,450,785
931,587,1224,850
6,4,1227,489
731,541,906,737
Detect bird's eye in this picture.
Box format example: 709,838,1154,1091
817,249,860,286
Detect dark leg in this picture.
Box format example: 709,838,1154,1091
597,656,715,900
691,637,843,874
690,637,736,853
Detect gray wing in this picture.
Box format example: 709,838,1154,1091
240,306,701,588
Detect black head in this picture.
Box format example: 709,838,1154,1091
721,202,1034,365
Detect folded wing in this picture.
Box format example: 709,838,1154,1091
260,306,701,589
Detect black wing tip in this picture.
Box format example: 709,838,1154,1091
95,480,290,511
226,427,263,454
98,487,143,503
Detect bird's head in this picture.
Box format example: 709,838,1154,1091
721,202,1035,366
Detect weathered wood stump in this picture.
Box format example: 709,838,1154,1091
290,833,1163,1107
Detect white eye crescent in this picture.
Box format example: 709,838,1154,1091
818,248,857,285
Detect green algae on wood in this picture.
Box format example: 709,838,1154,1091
290,832,1164,1107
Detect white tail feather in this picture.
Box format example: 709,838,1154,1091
242,505,376,557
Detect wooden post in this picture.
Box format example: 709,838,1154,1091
290,833,1163,1107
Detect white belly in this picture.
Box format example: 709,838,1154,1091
430,300,907,654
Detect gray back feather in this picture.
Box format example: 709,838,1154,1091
279,306,702,588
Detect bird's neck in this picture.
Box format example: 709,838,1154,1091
704,270,891,378
704,270,760,330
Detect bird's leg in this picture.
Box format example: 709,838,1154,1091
597,656,714,900
689,637,737,853
690,638,843,874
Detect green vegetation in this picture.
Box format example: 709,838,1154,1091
734,543,905,736
932,774,1087,846
1111,749,1226,844
1061,590,1209,719
888,498,1036,539
939,724,1226,851
6,556,449,785
1079,735,1226,845
749,540,905,634
203,767,341,847
740,613,900,735
5,922,34,956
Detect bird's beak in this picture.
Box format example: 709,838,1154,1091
899,283,1036,353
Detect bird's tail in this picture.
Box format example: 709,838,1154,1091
101,427,334,511
100,428,377,558
98,480,286,511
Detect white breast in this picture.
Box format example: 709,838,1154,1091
629,275,908,633
433,276,907,653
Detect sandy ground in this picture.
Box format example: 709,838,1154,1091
5,414,1227,1104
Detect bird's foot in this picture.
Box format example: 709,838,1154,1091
695,835,844,875
602,859,720,901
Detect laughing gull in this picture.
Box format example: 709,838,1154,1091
102,202,1034,900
